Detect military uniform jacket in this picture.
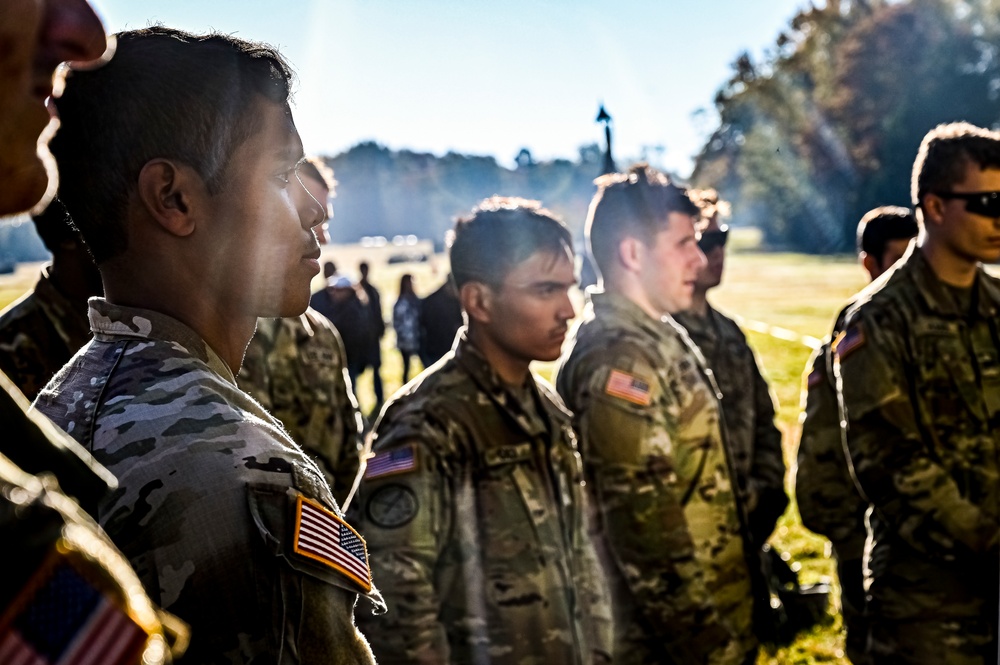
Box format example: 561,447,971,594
0,266,91,400
240,307,364,503
555,291,755,665
674,306,787,542
836,247,1000,622
796,305,867,561
33,299,384,664
354,332,613,664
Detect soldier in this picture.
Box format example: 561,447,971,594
555,164,757,664
673,189,788,546
240,157,365,503
357,260,386,407
835,122,1000,664
354,197,613,664
34,27,383,663
0,199,102,400
796,205,917,664
0,3,185,663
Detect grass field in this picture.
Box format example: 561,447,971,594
0,238,870,664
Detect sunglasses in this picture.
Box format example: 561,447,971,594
933,191,1000,218
697,225,729,253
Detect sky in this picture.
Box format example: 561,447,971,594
90,0,812,178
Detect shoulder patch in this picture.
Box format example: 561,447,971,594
365,484,419,529
605,369,652,406
364,444,417,479
833,325,866,361
0,549,150,665
293,495,372,592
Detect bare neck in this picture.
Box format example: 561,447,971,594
919,238,978,288
606,275,665,321
688,288,710,317
102,260,256,375
467,325,530,387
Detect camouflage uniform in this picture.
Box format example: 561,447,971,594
836,247,1000,664
795,305,869,664
1,370,186,664
239,307,364,503
673,306,788,543
556,291,756,665
33,299,384,664
353,331,613,664
0,266,91,400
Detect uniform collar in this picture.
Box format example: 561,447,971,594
453,331,553,438
88,298,237,385
902,247,1000,319
586,288,677,340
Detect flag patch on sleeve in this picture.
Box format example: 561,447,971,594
293,496,372,592
834,325,866,361
0,552,149,665
605,369,652,406
364,444,417,480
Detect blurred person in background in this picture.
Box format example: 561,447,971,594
418,273,464,367
796,205,918,665
357,260,385,407
392,272,421,384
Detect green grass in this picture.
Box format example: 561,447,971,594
0,247,871,663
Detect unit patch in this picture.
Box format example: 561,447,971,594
364,444,417,480
365,484,419,529
293,495,372,592
605,369,652,406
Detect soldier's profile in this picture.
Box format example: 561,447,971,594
354,197,612,664
35,26,382,663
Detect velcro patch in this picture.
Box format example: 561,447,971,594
834,325,866,361
364,444,417,479
605,369,652,406
293,496,372,592
0,550,149,665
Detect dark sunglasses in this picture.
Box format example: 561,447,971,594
697,225,729,253
933,191,1000,218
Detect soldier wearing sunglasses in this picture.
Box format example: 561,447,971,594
674,191,788,551
835,122,1000,665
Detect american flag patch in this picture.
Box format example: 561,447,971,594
605,369,652,406
0,554,148,665
364,444,417,479
293,496,372,592
834,325,866,361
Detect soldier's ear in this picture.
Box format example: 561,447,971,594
136,159,202,238
460,281,493,325
920,195,946,228
617,236,643,273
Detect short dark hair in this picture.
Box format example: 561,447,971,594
32,198,80,253
450,197,573,290
586,163,699,280
857,206,918,263
51,26,295,264
911,122,1000,208
298,157,336,194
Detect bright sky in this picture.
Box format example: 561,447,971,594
91,0,810,177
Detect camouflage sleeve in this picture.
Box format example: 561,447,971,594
795,345,866,557
353,428,452,664
746,349,788,542
836,314,999,557
329,330,364,505
566,345,729,659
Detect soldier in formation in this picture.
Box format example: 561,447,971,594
354,197,613,664
796,205,917,664
835,122,1000,664
34,27,382,663
555,165,757,664
673,188,788,547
